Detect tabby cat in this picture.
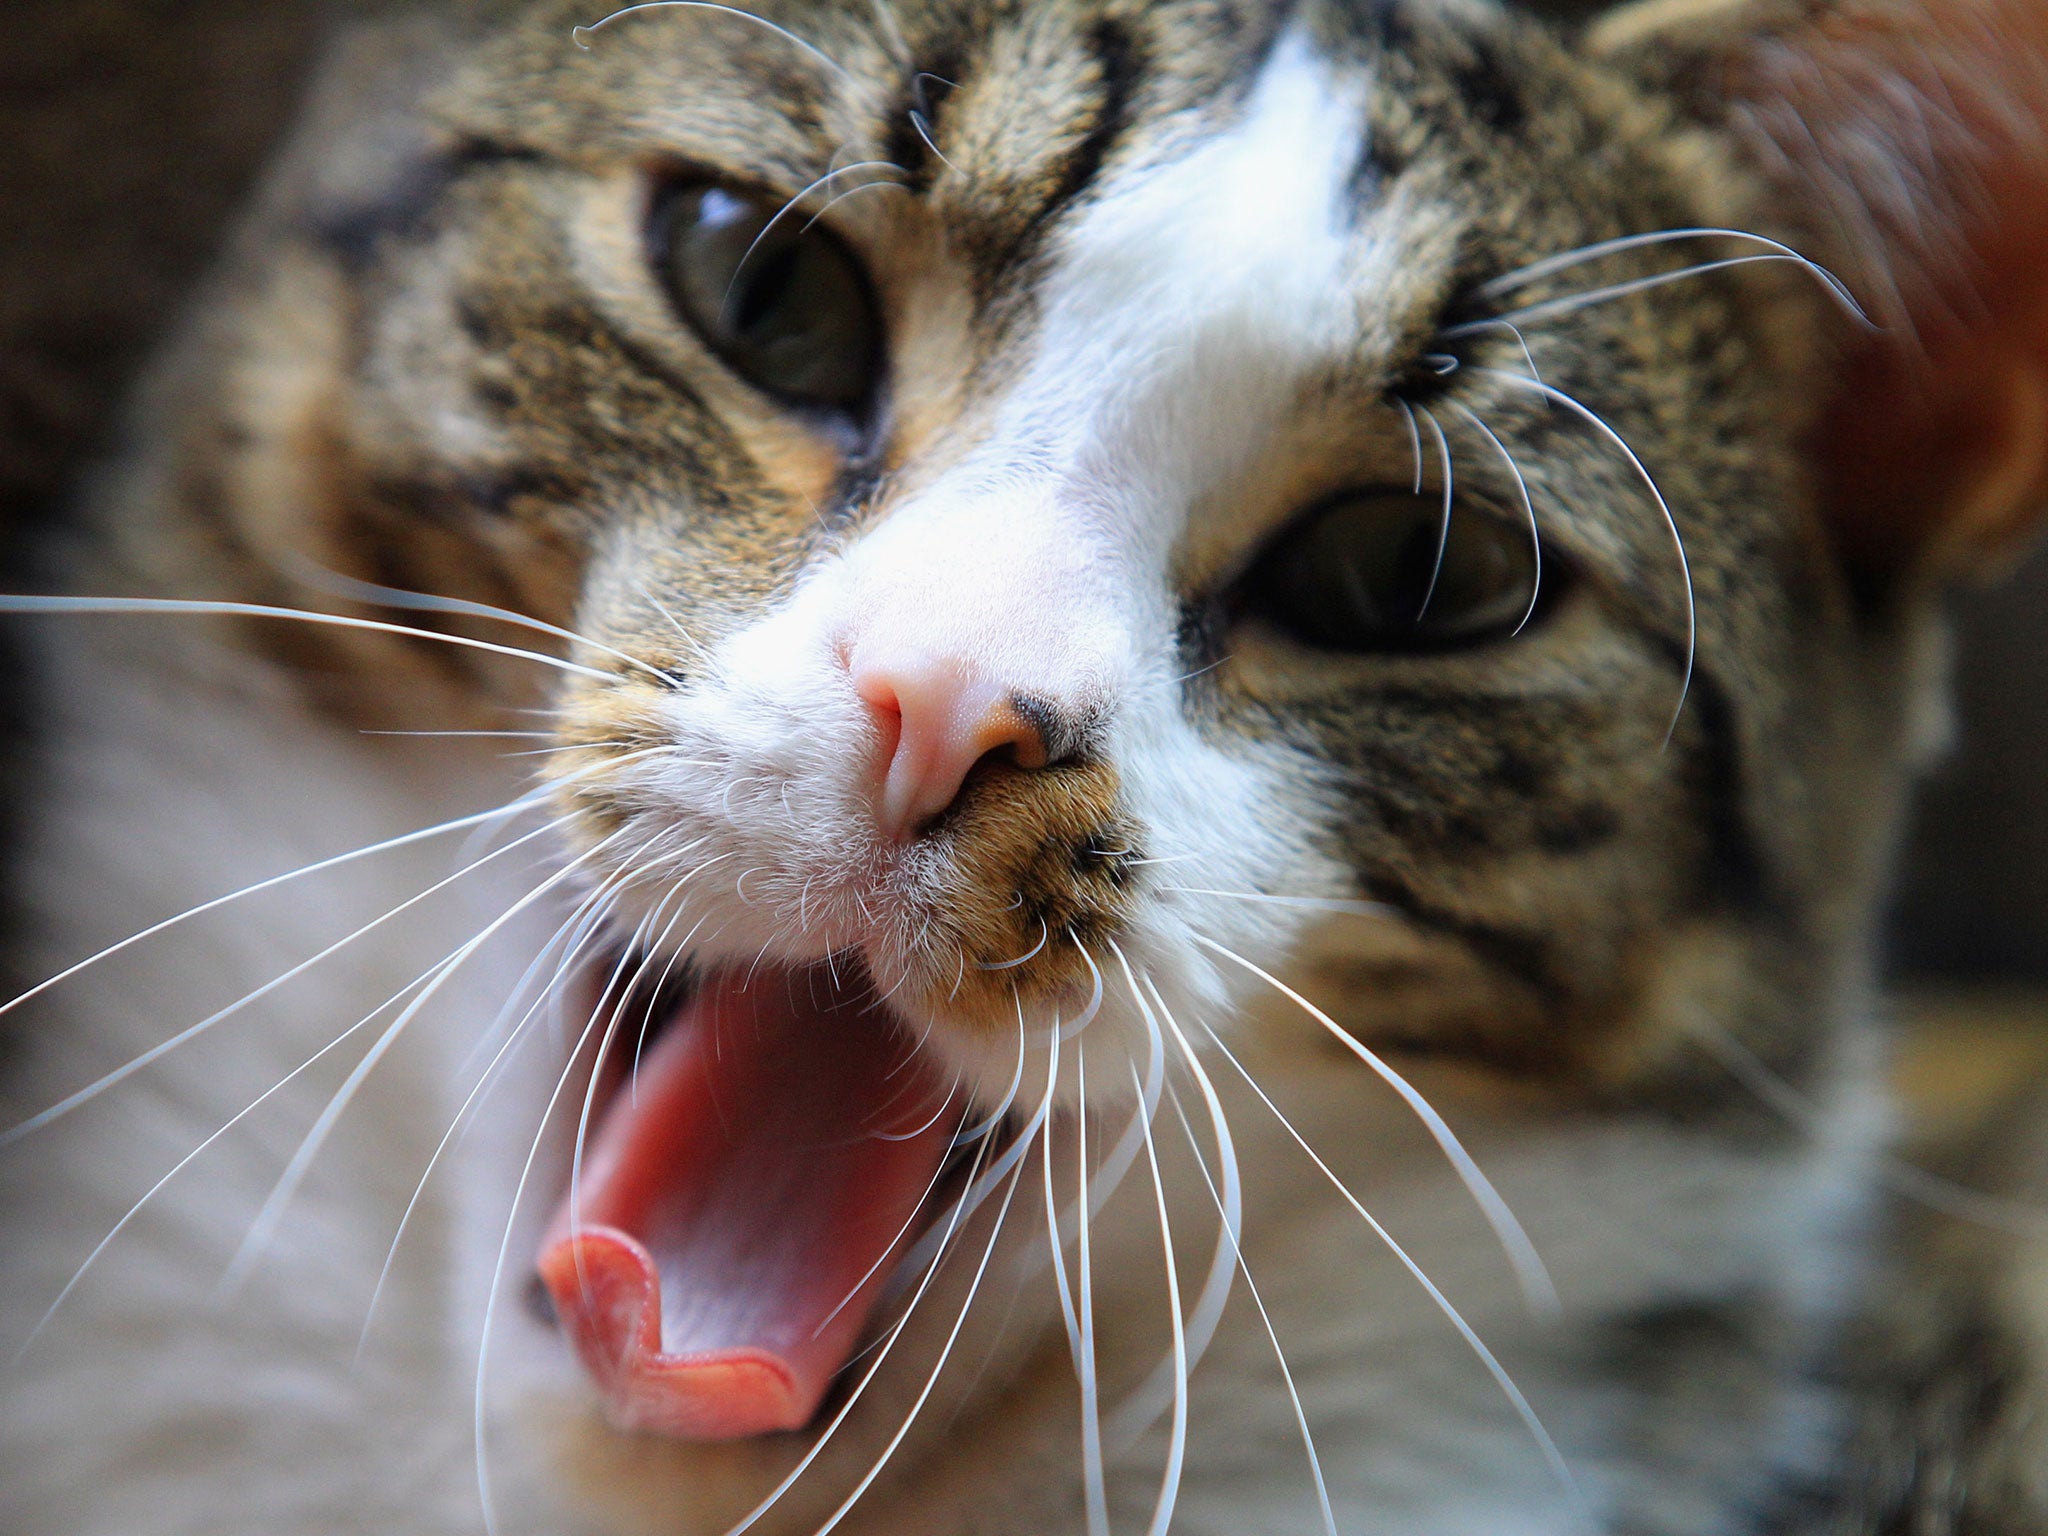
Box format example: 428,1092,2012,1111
3,0,2047,1531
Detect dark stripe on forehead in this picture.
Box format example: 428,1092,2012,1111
1017,18,1143,254
942,12,1149,302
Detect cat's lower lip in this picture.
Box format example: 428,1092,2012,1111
534,960,960,1441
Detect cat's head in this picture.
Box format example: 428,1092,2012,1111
150,0,2047,1466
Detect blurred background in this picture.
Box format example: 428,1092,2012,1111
2,0,2044,997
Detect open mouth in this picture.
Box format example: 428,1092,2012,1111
535,959,963,1441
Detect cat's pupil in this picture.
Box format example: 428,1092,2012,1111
1241,488,1539,653
655,181,882,419
732,244,799,338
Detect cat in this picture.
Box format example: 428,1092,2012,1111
3,0,2047,1531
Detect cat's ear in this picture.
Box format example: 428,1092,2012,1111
1594,0,2048,589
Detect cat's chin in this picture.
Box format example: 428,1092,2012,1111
534,960,965,1443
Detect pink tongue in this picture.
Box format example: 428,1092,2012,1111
536,967,958,1441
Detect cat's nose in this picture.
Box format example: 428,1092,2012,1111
849,648,1053,839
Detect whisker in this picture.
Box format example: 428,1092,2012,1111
1203,1024,1583,1506
883,997,1039,1308
1165,1091,1336,1536
1058,944,1106,1043
978,917,1050,971
0,595,616,683
563,873,686,1308
1100,950,1234,1456
1051,944,1161,1259
806,1120,1035,1536
359,730,558,740
358,874,633,1358
1472,367,1695,745
11,936,467,1363
1,809,581,1149
0,792,555,1037
220,828,631,1294
631,580,722,677
799,171,911,232
811,1089,966,1340
1477,226,1868,324
1075,1042,1110,1536
1190,935,1557,1312
1416,405,1455,619
724,1078,1040,1536
1444,401,1543,635
1132,1052,1188,1536
571,1,853,79
1039,1021,1083,1377
1460,253,1873,337
723,163,907,320
279,558,677,686
1396,397,1424,495
907,109,959,176
477,950,635,1536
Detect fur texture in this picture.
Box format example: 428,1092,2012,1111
3,0,2046,1532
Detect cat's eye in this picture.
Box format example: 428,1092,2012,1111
1240,488,1540,653
653,182,883,418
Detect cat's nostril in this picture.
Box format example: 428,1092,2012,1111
850,652,1053,839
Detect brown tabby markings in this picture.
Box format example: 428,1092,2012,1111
12,0,2048,1528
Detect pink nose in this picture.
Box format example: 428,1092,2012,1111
849,648,1053,839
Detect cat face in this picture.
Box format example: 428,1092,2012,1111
47,0,2048,1507
229,0,1870,1104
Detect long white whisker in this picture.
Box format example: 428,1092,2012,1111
1461,253,1872,336
1132,1055,1188,1536
221,829,629,1293
0,595,615,682
358,873,632,1358
1165,1092,1336,1536
806,1126,1034,1536
1189,934,1556,1312
723,1062,1047,1536
799,172,911,232
1444,401,1543,635
477,957,630,1536
1075,1042,1109,1536
1100,950,1232,1455
1417,405,1455,620
1053,943,1162,1261
1478,227,1867,323
279,558,677,685
632,580,722,677
811,1090,967,1340
1040,1020,1082,1375
1142,974,1238,1391
0,792,550,1036
723,163,906,320
1397,397,1424,494
571,1,852,78
1473,367,1695,745
1203,1024,1583,1505
562,874,683,1308
10,930,479,1362
1,808,583,1149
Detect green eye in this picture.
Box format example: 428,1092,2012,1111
653,182,883,417
1241,488,1540,653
